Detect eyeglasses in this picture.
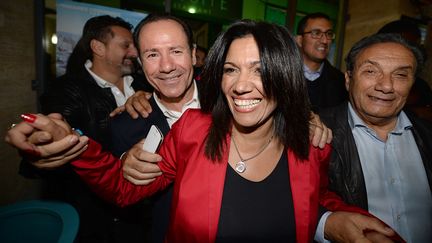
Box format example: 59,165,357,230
301,29,336,40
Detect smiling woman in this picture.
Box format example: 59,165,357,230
201,20,310,164
222,37,278,133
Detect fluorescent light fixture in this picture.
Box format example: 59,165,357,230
51,33,57,45
188,7,196,14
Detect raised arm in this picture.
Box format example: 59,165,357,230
71,126,179,207
5,113,88,168
5,113,173,206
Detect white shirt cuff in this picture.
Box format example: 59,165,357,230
314,211,332,243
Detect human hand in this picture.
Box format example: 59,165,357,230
5,113,89,168
121,139,163,185
363,231,397,243
29,136,89,169
324,211,396,243
309,112,332,149
6,113,71,151
110,91,153,119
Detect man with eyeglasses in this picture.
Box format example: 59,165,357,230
296,12,348,112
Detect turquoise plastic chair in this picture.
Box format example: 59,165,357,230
0,200,79,243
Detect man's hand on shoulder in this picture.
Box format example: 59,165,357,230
110,91,153,119
309,112,333,148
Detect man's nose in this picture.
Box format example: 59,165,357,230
159,54,175,73
376,74,394,93
319,34,330,44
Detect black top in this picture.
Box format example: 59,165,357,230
40,71,149,149
306,59,347,113
216,152,296,243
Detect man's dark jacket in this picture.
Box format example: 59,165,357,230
320,102,432,210
21,69,151,243
307,60,348,112
41,69,148,149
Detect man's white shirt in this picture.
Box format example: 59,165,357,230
85,60,135,107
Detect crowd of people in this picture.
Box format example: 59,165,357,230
5,10,432,243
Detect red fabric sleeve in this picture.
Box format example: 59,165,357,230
71,139,172,207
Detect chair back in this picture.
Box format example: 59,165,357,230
0,200,79,243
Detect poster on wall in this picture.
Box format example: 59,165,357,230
56,0,147,76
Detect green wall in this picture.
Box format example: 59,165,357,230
242,0,340,33
297,0,339,17
242,0,267,21
241,0,342,64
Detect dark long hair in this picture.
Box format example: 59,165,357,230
201,20,311,161
66,15,133,74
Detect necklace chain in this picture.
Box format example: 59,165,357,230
231,134,274,173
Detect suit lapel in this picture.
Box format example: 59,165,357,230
207,133,230,243
288,150,312,243
148,97,171,135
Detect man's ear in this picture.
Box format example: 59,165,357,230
90,39,105,57
295,35,303,47
344,72,351,91
191,46,197,66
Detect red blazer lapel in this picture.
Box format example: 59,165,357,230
207,134,230,242
288,149,315,243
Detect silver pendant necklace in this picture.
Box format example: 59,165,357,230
231,134,274,173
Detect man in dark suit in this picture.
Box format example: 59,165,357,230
109,14,200,243
296,12,348,112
